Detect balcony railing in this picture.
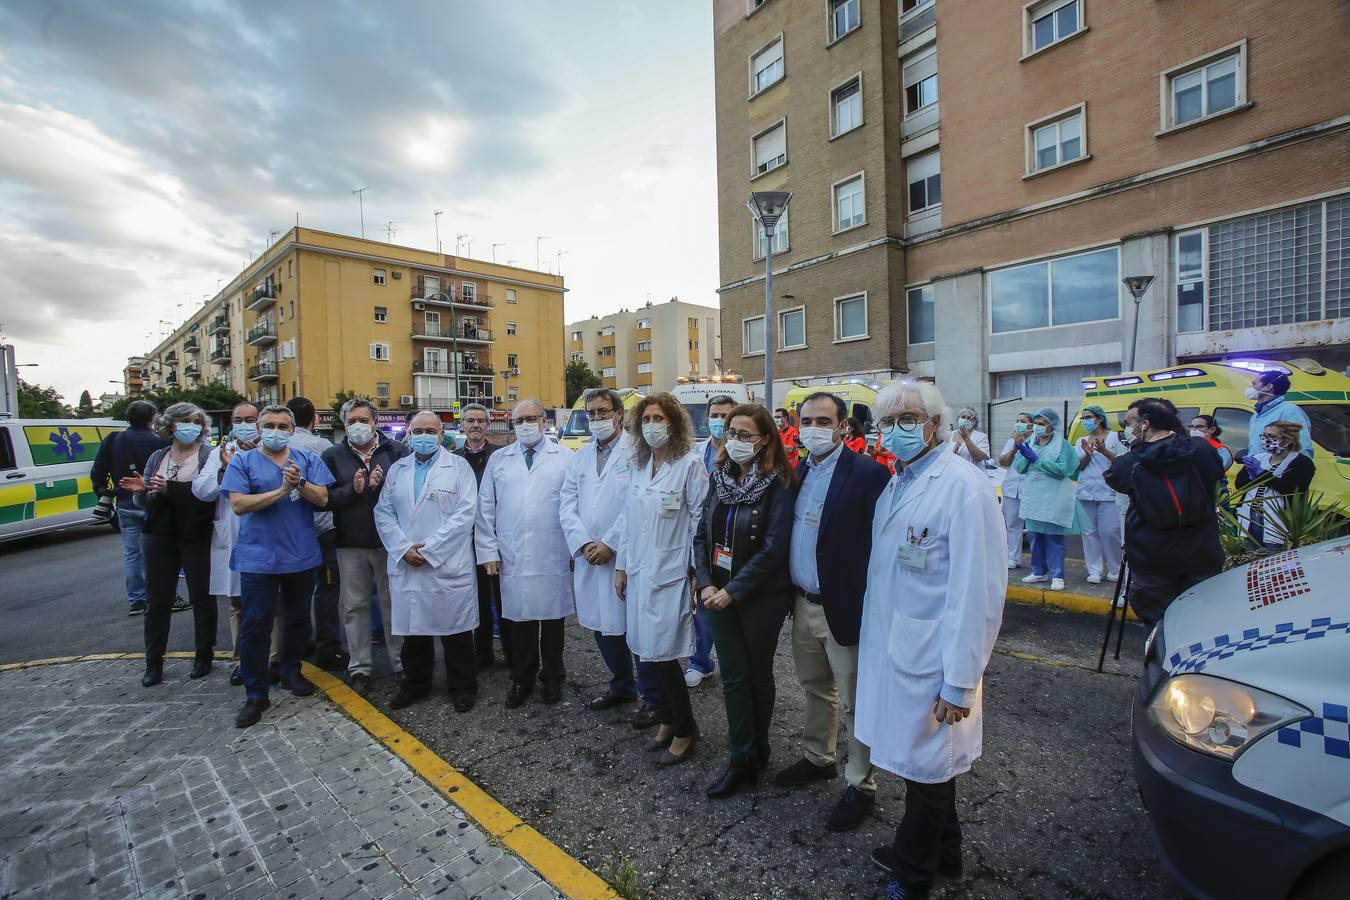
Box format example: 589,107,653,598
413,287,493,309
183,337,200,352
209,315,229,335
248,361,278,381
412,324,492,342
900,1,936,42
165,372,179,385
245,320,277,345
210,343,231,363
246,282,277,311
184,364,201,377
413,359,496,376
164,352,178,364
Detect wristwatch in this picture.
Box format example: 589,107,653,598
297,477,308,489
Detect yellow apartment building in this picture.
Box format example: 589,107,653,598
566,297,721,391
135,228,566,424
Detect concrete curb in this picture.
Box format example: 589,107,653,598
1006,585,1138,621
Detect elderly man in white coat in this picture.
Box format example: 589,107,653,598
855,380,1006,900
476,399,575,708
374,411,482,713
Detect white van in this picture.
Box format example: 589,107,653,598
0,417,127,542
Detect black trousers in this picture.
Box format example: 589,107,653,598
400,632,478,694
1128,569,1216,626
646,659,697,739
142,535,215,662
892,777,962,889
473,568,511,663
507,618,565,685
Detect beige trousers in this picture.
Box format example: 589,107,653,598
226,596,282,664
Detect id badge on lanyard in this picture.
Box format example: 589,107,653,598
714,505,735,571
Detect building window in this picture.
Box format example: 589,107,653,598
752,121,787,176
901,0,933,12
1208,201,1324,331
376,382,391,401
831,76,862,136
570,351,584,362
907,285,935,344
1176,230,1206,333
638,318,652,329
508,386,520,401
369,342,391,361
571,330,583,341
461,282,477,302
374,306,387,323
743,316,766,355
424,310,442,335
637,362,653,374
602,324,616,336
907,151,941,214
754,209,789,259
750,36,784,96
904,69,937,115
602,367,617,378
506,288,517,303
372,268,386,286
1028,106,1085,173
1327,196,1349,320
990,246,1120,333
289,300,294,318
829,0,859,43
833,173,866,232
1027,0,1081,54
508,353,519,369
506,321,517,336
835,293,868,341
779,307,806,349
1164,44,1244,130
637,340,652,351
602,346,615,357
688,317,699,328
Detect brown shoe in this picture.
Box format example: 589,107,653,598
630,703,659,730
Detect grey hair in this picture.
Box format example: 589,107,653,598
583,387,623,412
511,398,547,420
461,402,489,418
258,404,295,425
340,396,377,424
157,402,209,440
958,406,979,425
875,380,953,442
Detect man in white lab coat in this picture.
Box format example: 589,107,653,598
560,388,660,717
374,411,482,712
854,381,1006,900
476,399,574,708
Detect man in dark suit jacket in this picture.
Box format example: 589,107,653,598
772,392,891,832
453,402,511,668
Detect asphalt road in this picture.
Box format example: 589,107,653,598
1,526,1177,899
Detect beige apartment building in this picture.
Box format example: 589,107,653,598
135,228,566,424
713,0,1350,415
567,298,721,391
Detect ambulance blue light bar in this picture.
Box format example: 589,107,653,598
1149,368,1205,382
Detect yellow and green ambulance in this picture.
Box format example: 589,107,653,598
0,418,127,542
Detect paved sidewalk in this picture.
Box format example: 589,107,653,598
0,658,562,900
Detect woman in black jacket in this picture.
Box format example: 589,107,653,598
693,403,796,799
1235,419,1316,548
121,402,219,686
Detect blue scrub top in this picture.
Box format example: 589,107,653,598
221,447,335,575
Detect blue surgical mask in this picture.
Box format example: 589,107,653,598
233,423,258,442
410,433,439,456
708,418,726,440
1081,418,1096,431
881,424,929,463
957,418,975,431
1013,422,1030,435
260,428,291,451
1032,424,1048,437
174,423,203,444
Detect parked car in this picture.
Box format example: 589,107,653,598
1133,538,1350,899
0,417,127,542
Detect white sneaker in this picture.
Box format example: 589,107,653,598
1007,560,1020,570
1086,574,1103,585
1106,571,1119,582
684,667,711,688
1050,578,1065,591
1021,573,1049,584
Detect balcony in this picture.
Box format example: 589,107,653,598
246,282,277,312
900,0,936,43
412,359,497,377
412,323,492,343
209,315,229,335
210,342,231,364
412,287,493,311
245,320,277,346
183,337,200,353
248,360,279,382
184,363,201,378
165,371,179,386
164,351,178,364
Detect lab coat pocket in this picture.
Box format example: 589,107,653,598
887,615,942,677
435,489,456,515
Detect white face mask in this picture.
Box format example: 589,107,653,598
799,426,838,457
589,417,616,442
1243,385,1261,401
1189,428,1207,439
726,438,758,465
514,422,542,446
345,422,374,446
641,423,669,449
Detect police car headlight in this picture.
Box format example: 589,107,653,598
1148,674,1309,760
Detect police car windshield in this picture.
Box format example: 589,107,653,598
1304,403,1350,456
563,409,591,437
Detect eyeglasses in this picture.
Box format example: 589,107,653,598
514,415,543,425
877,416,927,433
585,409,616,420
725,430,762,442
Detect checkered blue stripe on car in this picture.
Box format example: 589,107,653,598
1167,618,1350,675
1277,704,1350,761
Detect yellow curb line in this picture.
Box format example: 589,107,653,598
1007,585,1138,621
301,663,619,900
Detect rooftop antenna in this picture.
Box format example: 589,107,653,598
384,221,400,243
492,243,505,263
536,235,549,270
268,229,280,246
433,210,444,253
556,249,568,275
352,186,368,238
456,233,469,256
464,238,472,258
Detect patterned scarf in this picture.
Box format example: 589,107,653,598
711,458,776,506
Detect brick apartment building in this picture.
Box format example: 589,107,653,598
713,0,1350,416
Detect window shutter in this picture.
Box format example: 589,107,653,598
755,125,785,168
902,51,937,87
908,150,940,184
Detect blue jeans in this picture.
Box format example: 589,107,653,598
689,606,717,674
116,506,148,604
593,633,662,706
1030,532,1066,579
239,571,314,701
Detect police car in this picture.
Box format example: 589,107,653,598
1133,538,1350,898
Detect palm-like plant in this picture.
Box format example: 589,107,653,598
1219,477,1348,568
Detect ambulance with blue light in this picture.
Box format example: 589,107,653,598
0,417,127,542
1133,537,1350,898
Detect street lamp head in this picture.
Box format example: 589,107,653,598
1122,275,1155,302
748,191,793,233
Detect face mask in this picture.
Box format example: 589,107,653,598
958,418,975,431
409,433,439,456
881,425,928,463
345,422,374,446
589,417,616,442
261,428,290,451
1032,424,1048,437
800,426,838,456
1244,386,1261,401
1120,427,1135,446
775,418,786,429
174,423,202,444
641,423,670,449
233,423,258,443
1081,418,1096,431
1261,436,1283,453
726,438,758,464
708,418,726,440
1013,422,1030,435
514,422,542,446
1189,428,1207,439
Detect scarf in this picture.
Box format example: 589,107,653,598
711,459,776,506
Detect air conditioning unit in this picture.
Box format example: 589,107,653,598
399,395,414,406
494,396,503,405
377,398,389,408
391,271,402,279
413,302,425,311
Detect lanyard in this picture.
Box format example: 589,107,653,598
723,503,737,556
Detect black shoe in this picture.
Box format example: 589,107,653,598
657,732,698,767
281,675,316,697
756,745,772,769
348,673,372,696
189,656,212,680
630,703,659,730
128,600,147,616
316,650,349,672
871,846,961,883
540,682,562,705
644,732,674,753
390,685,429,710
141,662,163,687
825,786,874,832
171,595,192,612
771,757,838,788
588,691,635,711
268,664,281,685
706,760,759,799
229,665,244,686
505,682,533,709
235,698,270,728
451,690,476,713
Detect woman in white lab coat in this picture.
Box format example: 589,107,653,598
374,412,482,712
854,381,1006,898
615,393,709,766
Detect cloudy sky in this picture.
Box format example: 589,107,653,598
0,0,718,402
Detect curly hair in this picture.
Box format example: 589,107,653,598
626,392,694,467
716,404,793,487
156,402,209,441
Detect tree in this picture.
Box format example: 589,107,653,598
77,390,96,418
17,380,72,418
104,383,246,420
565,360,602,406
329,389,369,423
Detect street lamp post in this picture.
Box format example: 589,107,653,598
426,292,460,413
747,191,793,411
1122,275,1156,371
